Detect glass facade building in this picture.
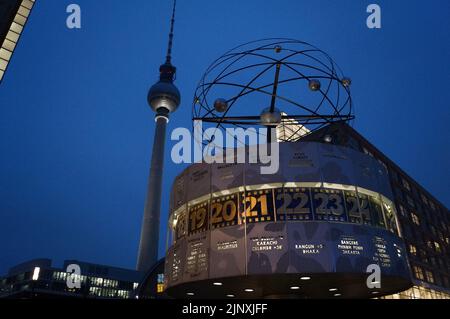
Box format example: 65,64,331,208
0,259,143,299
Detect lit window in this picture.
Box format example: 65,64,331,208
90,277,103,286
157,283,164,293
9,22,23,34
32,267,40,281
18,6,31,17
0,48,12,61
54,271,68,281
117,290,129,299
21,0,34,10
14,13,27,26
425,271,435,284
413,266,424,281
102,279,118,288
89,287,101,296
434,242,441,253
6,30,19,43
2,39,16,52
411,213,420,226
409,244,417,255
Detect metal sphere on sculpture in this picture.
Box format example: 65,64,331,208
308,79,321,91
213,98,229,113
342,77,352,87
260,107,282,126
148,80,181,114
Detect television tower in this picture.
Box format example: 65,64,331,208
137,0,181,272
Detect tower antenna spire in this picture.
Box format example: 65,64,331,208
165,0,177,64
137,0,182,272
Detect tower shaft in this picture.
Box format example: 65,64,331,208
137,0,180,272
137,114,169,271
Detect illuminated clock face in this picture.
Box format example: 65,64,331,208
312,188,347,222
239,189,275,224
188,201,209,236
275,188,313,221
210,194,240,229
172,184,399,246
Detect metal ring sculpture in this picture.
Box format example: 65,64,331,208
192,38,354,144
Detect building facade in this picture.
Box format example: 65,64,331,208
0,0,35,83
0,259,143,299
303,123,450,299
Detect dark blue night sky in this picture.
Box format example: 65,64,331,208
0,0,449,274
